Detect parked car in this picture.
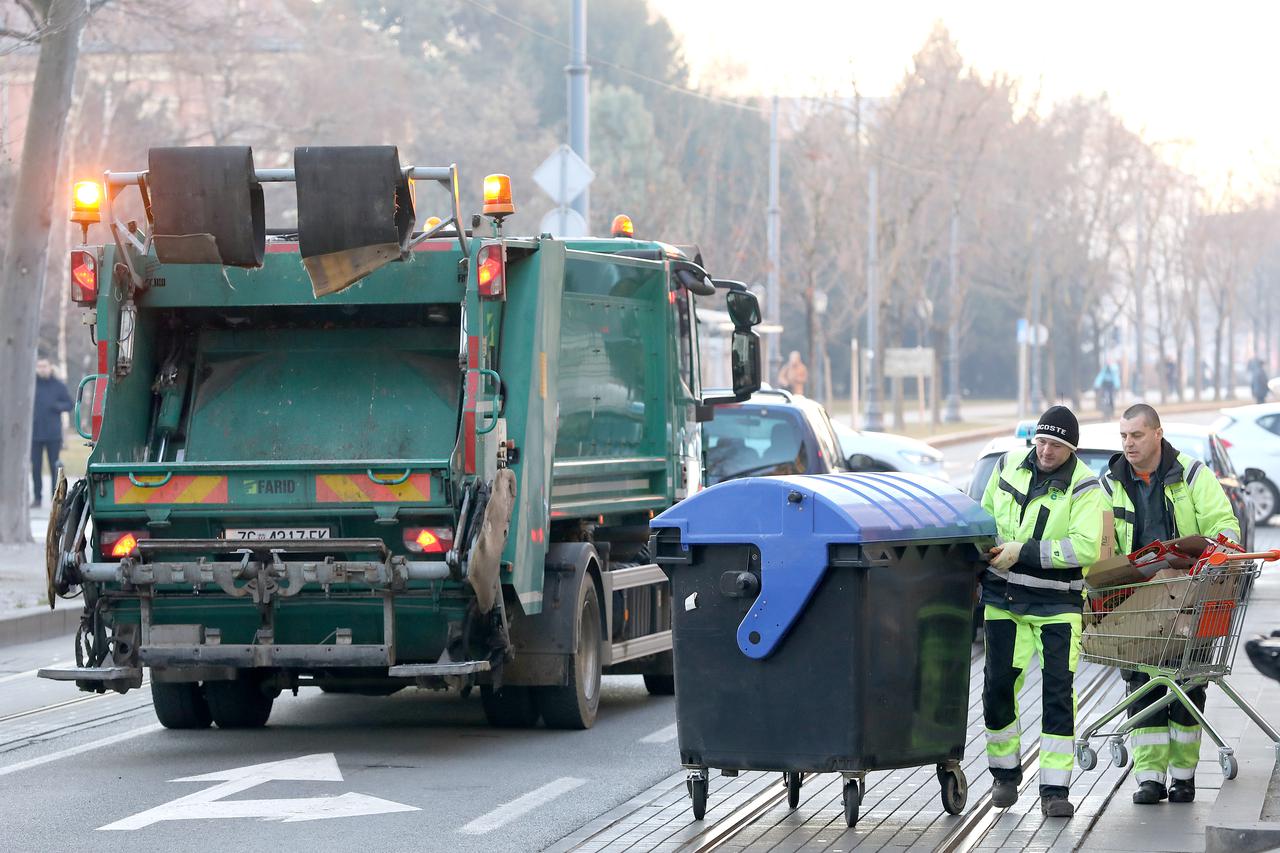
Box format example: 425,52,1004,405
1211,403,1280,522
702,388,847,485
830,420,949,483
967,421,1257,551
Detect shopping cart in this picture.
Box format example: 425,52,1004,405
1074,537,1280,780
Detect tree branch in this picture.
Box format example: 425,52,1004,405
0,26,39,44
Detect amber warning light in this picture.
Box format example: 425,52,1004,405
482,174,515,218
611,214,634,238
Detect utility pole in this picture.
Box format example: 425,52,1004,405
864,165,883,430
567,0,590,226
1029,245,1043,410
766,95,781,384
944,200,962,422
1133,183,1146,398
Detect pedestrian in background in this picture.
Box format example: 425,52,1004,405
1102,403,1239,805
1249,358,1269,405
980,405,1107,818
1093,362,1119,420
31,357,73,507
776,351,808,396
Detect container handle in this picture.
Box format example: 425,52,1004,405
470,368,502,435
74,373,103,440
128,472,173,488
366,468,412,486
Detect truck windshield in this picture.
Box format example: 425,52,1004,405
703,406,808,484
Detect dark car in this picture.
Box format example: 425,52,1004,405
702,388,847,485
967,421,1256,551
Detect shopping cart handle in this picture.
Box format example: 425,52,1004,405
1207,549,1280,566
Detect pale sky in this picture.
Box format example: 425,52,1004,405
648,0,1279,192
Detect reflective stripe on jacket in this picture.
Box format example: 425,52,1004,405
1100,440,1240,554
980,449,1107,613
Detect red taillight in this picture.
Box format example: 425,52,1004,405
404,527,454,554
477,244,505,300
103,531,147,558
71,249,98,304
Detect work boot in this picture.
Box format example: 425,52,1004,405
1169,779,1195,803
1132,781,1168,805
1040,794,1075,817
991,779,1018,808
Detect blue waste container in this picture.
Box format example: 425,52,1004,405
650,472,996,826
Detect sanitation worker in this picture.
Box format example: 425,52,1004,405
1102,403,1240,805
981,405,1107,817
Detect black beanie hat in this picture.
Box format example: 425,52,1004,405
1035,405,1079,450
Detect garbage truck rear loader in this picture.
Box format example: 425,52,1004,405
41,145,763,731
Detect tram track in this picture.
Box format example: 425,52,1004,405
0,680,154,756
572,651,1127,853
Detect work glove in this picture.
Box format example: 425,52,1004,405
989,541,1023,572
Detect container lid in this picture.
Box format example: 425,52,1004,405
651,473,995,659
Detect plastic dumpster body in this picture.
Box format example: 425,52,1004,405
650,472,996,826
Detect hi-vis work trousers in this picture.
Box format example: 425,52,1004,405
983,606,1082,797
1124,671,1207,787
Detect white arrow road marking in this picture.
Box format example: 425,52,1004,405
98,753,419,830
459,776,587,835
639,723,678,744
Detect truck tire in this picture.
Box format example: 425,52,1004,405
480,685,541,727
536,579,602,729
205,677,275,728
643,674,675,696
151,681,212,730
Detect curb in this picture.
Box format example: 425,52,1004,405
1205,721,1280,853
922,401,1231,450
0,606,80,648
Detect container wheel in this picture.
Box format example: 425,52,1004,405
151,681,212,730
842,779,860,828
937,765,967,815
536,579,602,729
643,674,675,696
480,685,541,728
689,776,708,820
784,771,802,809
1110,739,1129,768
1076,744,1097,771
205,677,274,729
1221,751,1238,780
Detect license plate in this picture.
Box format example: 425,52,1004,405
222,528,331,541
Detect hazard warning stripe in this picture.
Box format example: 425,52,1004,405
315,473,432,503
113,475,229,505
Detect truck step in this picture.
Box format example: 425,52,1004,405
387,661,491,677
38,665,142,682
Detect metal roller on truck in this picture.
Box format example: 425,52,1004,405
40,145,763,731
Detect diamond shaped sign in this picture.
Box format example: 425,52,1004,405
533,144,594,207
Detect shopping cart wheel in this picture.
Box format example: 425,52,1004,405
784,771,802,809
1076,744,1097,771
842,779,861,828
937,765,967,815
1109,739,1129,768
1220,751,1239,781
688,776,708,820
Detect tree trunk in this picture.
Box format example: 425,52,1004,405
0,0,89,543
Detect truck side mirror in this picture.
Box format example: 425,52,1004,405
730,329,762,399
725,290,762,329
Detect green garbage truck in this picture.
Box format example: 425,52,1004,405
40,145,763,731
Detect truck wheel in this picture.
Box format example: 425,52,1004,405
536,578,602,729
205,677,275,728
151,681,212,730
480,685,541,728
643,674,675,696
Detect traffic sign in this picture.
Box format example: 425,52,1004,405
539,206,589,238
533,144,594,207
1016,318,1048,346
883,347,935,379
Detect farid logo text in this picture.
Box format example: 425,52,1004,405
244,478,298,495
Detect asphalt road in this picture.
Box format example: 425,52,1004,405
0,412,1238,853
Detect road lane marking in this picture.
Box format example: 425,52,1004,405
99,753,419,830
0,723,161,778
459,776,587,835
0,668,40,684
640,723,678,744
